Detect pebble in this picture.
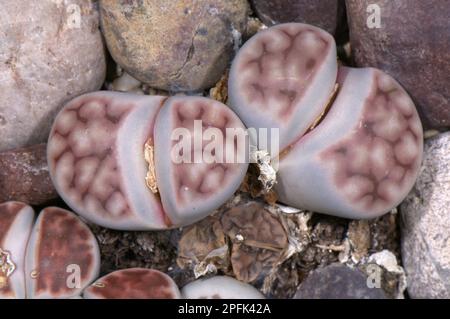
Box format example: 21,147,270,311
111,72,142,92
346,0,450,129
0,0,106,151
401,132,450,298
0,144,58,205
100,0,248,92
250,0,344,36
294,263,387,299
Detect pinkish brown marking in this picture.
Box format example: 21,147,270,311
239,25,329,120
49,98,134,219
321,73,422,212
87,269,177,299
34,208,96,295
0,202,25,245
170,100,243,206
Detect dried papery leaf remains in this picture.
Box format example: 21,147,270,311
220,202,288,283
209,71,229,104
0,249,15,289
177,216,230,278
144,139,159,194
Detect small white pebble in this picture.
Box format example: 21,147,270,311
112,72,141,92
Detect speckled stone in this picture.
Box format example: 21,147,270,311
346,0,450,129
0,0,106,152
0,144,57,205
294,263,387,299
99,0,248,92
401,132,450,299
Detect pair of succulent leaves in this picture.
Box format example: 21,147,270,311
47,23,423,231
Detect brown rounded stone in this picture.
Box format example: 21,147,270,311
99,0,248,92
346,0,450,129
250,0,344,36
0,144,58,205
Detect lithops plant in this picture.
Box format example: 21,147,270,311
48,22,423,224
229,23,338,152
83,268,180,299
0,202,34,299
276,67,423,218
181,276,265,299
0,202,100,299
25,207,100,299
47,91,248,230
229,23,423,219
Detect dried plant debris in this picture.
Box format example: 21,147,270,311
221,202,288,251
369,210,400,257
209,71,229,104
346,220,371,263
177,200,292,292
171,192,404,299
244,16,267,40
144,139,158,194
222,202,288,285
177,216,229,279
240,161,278,204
